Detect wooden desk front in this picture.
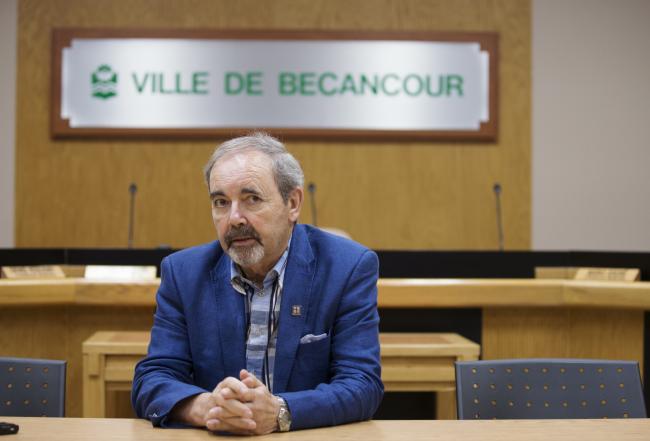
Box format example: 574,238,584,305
82,331,479,419
1,278,648,417
6,417,650,441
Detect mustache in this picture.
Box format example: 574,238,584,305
224,225,262,247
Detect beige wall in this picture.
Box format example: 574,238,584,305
0,0,17,248
532,0,650,251
14,0,531,250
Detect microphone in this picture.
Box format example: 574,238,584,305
128,183,138,249
493,183,504,251
307,182,317,227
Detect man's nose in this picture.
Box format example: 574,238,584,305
228,201,247,225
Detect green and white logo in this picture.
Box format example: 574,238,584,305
91,64,118,99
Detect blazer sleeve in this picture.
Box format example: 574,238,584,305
131,256,207,427
277,249,384,430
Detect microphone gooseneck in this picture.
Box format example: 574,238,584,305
307,182,317,227
128,183,138,249
493,183,504,251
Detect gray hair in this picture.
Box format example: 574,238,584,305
203,132,304,203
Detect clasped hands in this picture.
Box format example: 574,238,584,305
175,369,280,435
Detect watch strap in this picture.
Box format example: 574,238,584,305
276,396,292,432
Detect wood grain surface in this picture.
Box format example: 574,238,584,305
6,417,650,441
482,308,644,374
79,331,479,419
1,278,646,417
0,303,154,417
3,278,650,309
16,0,531,250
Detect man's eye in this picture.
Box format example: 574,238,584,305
247,195,261,204
213,199,228,208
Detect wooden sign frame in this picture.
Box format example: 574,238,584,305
51,29,498,141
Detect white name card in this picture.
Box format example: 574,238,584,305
84,265,157,281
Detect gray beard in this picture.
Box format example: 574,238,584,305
228,242,265,268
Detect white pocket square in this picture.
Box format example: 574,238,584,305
299,333,328,344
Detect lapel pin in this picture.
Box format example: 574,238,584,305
291,305,302,316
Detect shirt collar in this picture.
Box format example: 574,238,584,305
230,232,292,295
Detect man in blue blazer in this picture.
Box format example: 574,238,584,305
132,133,383,434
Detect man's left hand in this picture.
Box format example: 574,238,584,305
206,369,280,435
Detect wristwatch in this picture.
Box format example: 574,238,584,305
276,396,292,432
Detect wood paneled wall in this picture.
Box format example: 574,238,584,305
16,0,530,250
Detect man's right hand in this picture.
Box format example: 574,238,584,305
169,380,255,431
205,376,257,433
205,370,281,435
171,371,280,435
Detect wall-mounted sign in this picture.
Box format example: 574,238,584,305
52,30,498,140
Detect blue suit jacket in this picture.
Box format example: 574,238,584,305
132,224,383,430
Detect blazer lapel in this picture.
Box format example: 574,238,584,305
273,225,315,393
211,254,247,378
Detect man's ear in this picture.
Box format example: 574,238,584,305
287,187,304,223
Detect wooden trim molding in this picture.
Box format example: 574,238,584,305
2,278,650,309
51,29,499,141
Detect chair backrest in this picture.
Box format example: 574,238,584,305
0,357,66,417
455,359,646,419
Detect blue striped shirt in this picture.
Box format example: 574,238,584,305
230,238,290,392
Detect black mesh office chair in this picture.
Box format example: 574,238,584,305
0,357,66,417
455,359,646,419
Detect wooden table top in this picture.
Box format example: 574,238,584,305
2,278,650,309
82,331,481,358
3,417,650,440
